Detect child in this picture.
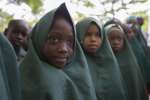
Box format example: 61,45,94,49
0,33,20,100
76,17,127,100
124,24,150,94
106,24,148,100
20,3,97,100
4,19,30,62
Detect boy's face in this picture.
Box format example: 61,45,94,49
42,18,74,68
108,30,124,53
83,23,102,54
6,22,29,48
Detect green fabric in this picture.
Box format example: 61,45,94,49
133,26,150,85
128,37,150,84
0,33,20,100
126,16,148,53
133,25,147,50
104,18,150,85
20,3,97,100
105,24,148,100
76,17,127,100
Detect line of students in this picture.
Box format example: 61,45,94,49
1,3,150,100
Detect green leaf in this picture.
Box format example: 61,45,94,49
16,0,43,14
83,1,95,8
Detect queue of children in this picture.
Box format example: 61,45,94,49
1,3,150,100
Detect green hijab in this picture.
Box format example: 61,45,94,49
20,3,97,100
76,17,127,100
0,33,20,100
126,16,147,51
105,24,148,100
126,31,150,85
132,23,150,86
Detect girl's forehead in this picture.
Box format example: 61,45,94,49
109,28,124,36
52,17,73,31
49,18,74,37
87,22,101,33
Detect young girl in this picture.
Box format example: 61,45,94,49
124,24,150,94
20,3,97,100
76,17,127,100
106,24,148,100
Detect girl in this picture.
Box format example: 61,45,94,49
106,24,148,100
20,3,97,100
124,24,150,94
76,17,127,100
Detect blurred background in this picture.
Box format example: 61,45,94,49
0,0,150,42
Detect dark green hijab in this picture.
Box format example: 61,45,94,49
106,24,148,100
76,17,127,100
0,33,20,100
126,16,147,51
125,24,150,85
20,3,97,100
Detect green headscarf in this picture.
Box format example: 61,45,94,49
126,16,147,51
104,19,150,85
20,3,97,100
0,33,20,100
131,22,150,86
105,24,148,100
76,17,127,100
126,31,150,85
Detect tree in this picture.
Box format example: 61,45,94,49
8,0,43,14
0,10,13,32
70,0,148,21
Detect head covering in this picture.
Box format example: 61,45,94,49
0,33,20,100
130,21,150,80
126,16,137,25
125,24,150,91
76,17,127,100
105,24,148,100
104,18,122,28
137,16,144,26
126,16,147,48
20,3,97,100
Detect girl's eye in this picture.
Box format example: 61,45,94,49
86,32,92,37
47,37,59,44
96,32,101,37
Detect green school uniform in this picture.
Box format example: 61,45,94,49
0,33,20,100
127,35,150,85
20,3,97,100
105,24,148,100
76,17,127,100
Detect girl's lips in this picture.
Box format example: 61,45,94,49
88,44,99,49
55,57,67,63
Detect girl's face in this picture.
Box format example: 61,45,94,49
108,29,124,53
42,18,74,68
83,23,102,54
126,28,135,40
